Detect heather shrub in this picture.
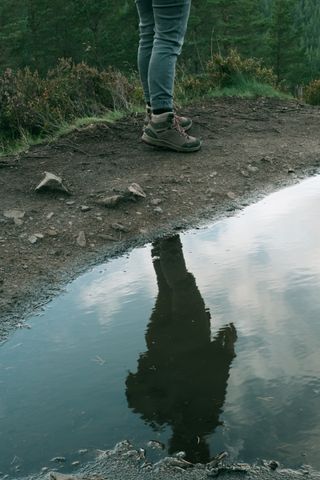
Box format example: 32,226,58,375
304,79,320,105
0,59,138,142
176,73,212,99
206,49,276,88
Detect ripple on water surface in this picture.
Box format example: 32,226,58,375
1,176,320,477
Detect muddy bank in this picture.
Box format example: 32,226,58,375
1,97,320,339
23,441,320,480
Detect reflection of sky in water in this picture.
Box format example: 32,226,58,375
1,176,320,476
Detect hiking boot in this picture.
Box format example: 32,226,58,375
142,112,201,153
144,106,192,131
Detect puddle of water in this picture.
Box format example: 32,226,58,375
1,176,320,477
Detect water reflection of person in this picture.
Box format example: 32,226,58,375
126,235,237,463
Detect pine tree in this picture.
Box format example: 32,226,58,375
268,0,304,84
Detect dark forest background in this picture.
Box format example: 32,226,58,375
1,0,320,87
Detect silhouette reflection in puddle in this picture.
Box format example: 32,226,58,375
126,235,237,463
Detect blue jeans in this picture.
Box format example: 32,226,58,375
135,0,191,111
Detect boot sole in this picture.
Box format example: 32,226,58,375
141,132,201,153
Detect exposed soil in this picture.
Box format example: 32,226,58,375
25,441,320,480
1,97,320,339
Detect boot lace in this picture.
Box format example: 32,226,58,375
173,114,189,138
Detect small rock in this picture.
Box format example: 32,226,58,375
35,172,71,195
76,231,87,247
128,183,146,198
96,195,123,208
226,191,236,200
41,467,49,473
34,233,44,239
71,461,80,467
147,440,165,450
247,164,259,173
209,171,218,178
66,201,75,206
47,212,54,220
269,460,279,470
80,205,91,212
111,223,129,232
50,457,66,463
240,170,250,178
97,234,116,242
154,207,163,214
3,209,25,225
28,235,39,244
50,474,81,480
46,229,58,237
150,198,162,206
78,449,88,455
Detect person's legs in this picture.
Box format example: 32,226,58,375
149,0,191,112
137,0,201,152
135,0,155,105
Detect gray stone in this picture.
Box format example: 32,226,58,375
96,195,123,208
3,209,25,225
150,198,162,206
76,231,87,247
35,172,71,195
50,457,66,463
111,223,129,232
226,191,236,200
247,164,259,173
28,235,39,244
128,183,146,198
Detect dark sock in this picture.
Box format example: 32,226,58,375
152,108,173,115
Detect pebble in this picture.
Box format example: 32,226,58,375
3,209,25,225
76,231,87,247
78,449,88,455
98,234,116,242
247,164,259,173
154,207,163,214
128,183,146,198
150,198,162,206
28,235,39,244
226,191,236,200
111,223,128,232
50,456,66,463
269,460,279,470
147,440,165,450
80,205,91,212
46,229,58,237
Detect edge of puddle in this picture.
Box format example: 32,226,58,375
18,441,320,480
1,165,320,343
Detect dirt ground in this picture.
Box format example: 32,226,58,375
1,96,320,339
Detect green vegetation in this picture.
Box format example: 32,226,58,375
1,0,320,87
1,0,320,156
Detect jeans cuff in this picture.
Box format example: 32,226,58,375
151,99,173,110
